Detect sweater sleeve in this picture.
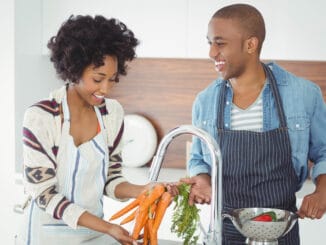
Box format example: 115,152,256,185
23,105,85,229
103,100,128,200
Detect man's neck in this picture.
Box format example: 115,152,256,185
229,61,266,92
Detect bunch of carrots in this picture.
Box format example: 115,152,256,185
109,183,172,245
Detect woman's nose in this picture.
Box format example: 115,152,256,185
100,81,113,96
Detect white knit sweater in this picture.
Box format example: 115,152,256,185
22,85,127,228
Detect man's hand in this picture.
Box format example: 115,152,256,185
180,173,211,205
297,174,326,219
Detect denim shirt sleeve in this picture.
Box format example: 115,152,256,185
188,96,212,176
188,82,220,176
308,87,326,182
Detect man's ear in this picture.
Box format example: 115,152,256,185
246,36,259,54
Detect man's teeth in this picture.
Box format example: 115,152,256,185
215,61,225,65
94,95,104,99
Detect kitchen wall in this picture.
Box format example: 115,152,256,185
5,0,326,244
41,0,326,60
14,0,326,173
0,0,15,244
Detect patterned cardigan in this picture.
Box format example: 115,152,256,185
22,86,127,228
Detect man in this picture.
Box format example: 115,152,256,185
183,3,326,244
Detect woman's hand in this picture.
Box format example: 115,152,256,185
180,173,211,205
142,181,179,197
107,223,138,245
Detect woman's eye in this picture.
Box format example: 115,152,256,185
93,79,101,83
109,77,119,83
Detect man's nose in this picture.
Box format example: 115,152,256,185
209,43,219,59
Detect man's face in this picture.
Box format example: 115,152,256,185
207,17,249,80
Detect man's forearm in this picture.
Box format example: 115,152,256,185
316,174,326,192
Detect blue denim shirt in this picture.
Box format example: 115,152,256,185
189,62,326,189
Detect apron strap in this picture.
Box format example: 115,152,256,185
262,63,288,128
217,80,227,130
62,95,70,122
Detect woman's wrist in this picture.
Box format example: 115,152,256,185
115,182,147,199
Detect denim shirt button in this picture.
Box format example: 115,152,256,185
296,124,300,128
226,101,230,105
203,121,207,125
225,123,228,127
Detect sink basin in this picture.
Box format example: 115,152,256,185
157,239,183,244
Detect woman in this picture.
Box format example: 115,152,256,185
17,15,158,245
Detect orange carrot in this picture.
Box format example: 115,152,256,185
153,192,172,231
147,218,157,245
119,209,136,225
109,189,147,221
146,192,172,245
131,195,159,240
139,184,165,212
143,221,149,245
131,208,148,240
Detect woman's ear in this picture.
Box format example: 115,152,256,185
246,36,259,54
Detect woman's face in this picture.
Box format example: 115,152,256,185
74,55,118,106
207,17,250,80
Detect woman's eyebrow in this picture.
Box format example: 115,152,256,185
94,72,106,76
109,72,118,79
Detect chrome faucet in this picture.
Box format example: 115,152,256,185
148,125,223,244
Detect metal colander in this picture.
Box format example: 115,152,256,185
223,208,298,244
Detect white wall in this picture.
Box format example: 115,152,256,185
42,0,326,60
15,0,62,172
0,0,16,244
14,1,326,171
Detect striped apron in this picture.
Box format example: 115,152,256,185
218,64,300,245
18,96,118,245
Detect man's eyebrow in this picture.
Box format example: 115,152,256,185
207,36,224,41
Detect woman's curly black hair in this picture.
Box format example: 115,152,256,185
47,15,139,83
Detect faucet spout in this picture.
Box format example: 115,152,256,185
148,125,222,244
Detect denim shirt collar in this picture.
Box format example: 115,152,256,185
216,62,287,131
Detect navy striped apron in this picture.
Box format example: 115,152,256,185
218,64,300,244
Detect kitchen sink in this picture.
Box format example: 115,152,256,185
157,239,183,244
